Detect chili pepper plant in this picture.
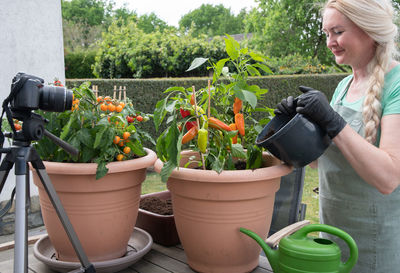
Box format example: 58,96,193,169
154,35,275,182
33,81,154,179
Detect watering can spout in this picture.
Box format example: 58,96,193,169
239,227,279,272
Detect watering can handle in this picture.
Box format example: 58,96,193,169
291,224,359,273
265,220,310,248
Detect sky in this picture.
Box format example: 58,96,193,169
113,0,258,27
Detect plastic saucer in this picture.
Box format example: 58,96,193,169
33,227,153,273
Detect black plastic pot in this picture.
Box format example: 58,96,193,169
256,113,331,168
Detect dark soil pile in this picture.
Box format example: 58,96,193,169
139,196,173,215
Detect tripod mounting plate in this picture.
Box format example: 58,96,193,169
33,227,153,272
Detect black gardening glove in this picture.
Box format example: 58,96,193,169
274,96,296,116
296,86,346,139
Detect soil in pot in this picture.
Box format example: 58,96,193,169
136,191,180,246
139,196,173,215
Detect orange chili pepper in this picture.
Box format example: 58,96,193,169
190,94,195,105
229,123,238,144
235,113,245,136
208,117,232,131
233,97,242,114
182,126,198,144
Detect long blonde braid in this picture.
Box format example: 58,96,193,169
362,45,390,143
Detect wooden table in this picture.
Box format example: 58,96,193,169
0,240,273,272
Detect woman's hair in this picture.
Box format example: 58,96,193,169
323,0,398,143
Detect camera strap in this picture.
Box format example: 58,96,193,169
0,73,30,149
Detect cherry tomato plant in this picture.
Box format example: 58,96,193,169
34,81,154,179
154,35,275,182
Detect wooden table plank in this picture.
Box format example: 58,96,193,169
129,259,171,273
0,241,273,273
142,249,194,273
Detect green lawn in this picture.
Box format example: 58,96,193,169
142,166,320,224
302,167,319,224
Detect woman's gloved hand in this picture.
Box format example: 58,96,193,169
296,86,346,139
274,96,296,116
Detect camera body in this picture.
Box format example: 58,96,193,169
5,72,73,141
10,73,73,113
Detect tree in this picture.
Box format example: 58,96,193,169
62,0,172,51
137,13,172,34
246,0,334,65
179,4,246,37
62,0,114,50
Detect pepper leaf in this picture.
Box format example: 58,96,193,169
186,57,209,72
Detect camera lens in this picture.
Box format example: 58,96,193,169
39,85,73,112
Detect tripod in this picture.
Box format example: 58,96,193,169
0,131,96,272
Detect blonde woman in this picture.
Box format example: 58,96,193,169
275,0,400,271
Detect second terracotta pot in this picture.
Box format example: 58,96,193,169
154,150,292,273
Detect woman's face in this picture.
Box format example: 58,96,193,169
322,7,376,69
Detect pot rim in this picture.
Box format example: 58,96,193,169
38,148,157,175
154,151,292,183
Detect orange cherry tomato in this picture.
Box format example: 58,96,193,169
108,104,116,112
116,105,123,112
123,146,131,154
100,104,108,111
14,123,22,131
104,96,112,103
113,136,121,144
122,132,130,140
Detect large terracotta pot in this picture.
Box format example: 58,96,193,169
154,151,292,273
32,148,156,262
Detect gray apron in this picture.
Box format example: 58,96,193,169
318,87,400,273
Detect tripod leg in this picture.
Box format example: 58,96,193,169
35,168,95,272
14,174,28,273
13,151,29,273
0,151,14,194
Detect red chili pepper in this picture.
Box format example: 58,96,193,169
185,121,197,131
180,108,191,118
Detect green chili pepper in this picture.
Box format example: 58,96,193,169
197,128,208,153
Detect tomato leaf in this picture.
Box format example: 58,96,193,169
93,126,107,148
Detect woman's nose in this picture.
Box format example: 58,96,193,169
326,36,336,48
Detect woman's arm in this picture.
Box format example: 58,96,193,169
333,114,400,194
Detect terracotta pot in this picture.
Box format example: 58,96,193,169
32,148,157,262
136,190,180,246
154,151,292,273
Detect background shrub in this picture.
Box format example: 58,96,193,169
65,50,97,78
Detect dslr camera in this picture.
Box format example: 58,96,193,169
3,72,73,141
10,72,73,113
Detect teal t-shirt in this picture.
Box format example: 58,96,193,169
330,64,400,116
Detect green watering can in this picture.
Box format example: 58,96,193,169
240,220,358,273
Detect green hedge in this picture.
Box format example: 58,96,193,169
65,50,97,79
66,73,347,148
